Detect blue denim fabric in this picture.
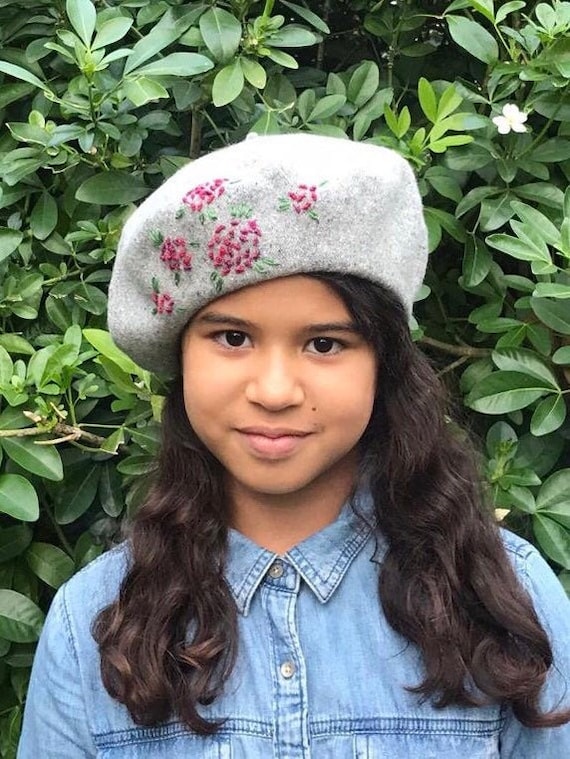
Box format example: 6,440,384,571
18,490,570,758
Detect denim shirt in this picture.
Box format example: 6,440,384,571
18,491,570,758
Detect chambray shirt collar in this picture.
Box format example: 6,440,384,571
225,489,377,616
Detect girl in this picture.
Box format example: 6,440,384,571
18,134,570,757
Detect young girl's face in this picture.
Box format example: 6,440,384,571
181,276,377,499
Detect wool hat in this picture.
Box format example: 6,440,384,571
108,132,428,375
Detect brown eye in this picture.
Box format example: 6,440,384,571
214,331,250,348
309,338,344,354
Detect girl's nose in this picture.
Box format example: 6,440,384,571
245,352,305,410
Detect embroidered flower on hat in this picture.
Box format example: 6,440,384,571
151,278,174,315
180,178,227,222
279,183,319,221
206,204,278,293
150,230,195,285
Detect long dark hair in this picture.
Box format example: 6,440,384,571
93,273,570,733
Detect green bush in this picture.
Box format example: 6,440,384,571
0,0,569,753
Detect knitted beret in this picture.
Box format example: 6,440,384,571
108,132,428,375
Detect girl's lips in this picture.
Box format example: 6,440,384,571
238,432,310,458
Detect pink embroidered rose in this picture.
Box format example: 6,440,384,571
207,217,263,277
151,291,174,315
288,184,318,214
159,236,192,271
278,183,319,220
183,178,227,213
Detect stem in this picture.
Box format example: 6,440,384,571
66,388,77,427
44,501,74,557
262,0,275,19
200,108,229,147
43,269,82,287
190,108,202,159
316,0,331,71
420,336,491,358
0,423,108,447
436,355,469,377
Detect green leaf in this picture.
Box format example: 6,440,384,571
486,233,551,264
436,85,463,121
54,463,100,525
510,201,560,246
265,49,298,68
533,284,570,299
124,7,199,74
466,371,552,414
0,589,44,642
98,463,123,517
0,229,23,264
280,0,330,34
530,394,566,436
92,17,133,50
348,61,379,109
0,345,12,387
212,60,244,107
240,58,266,89
199,7,242,63
533,515,570,569
418,77,437,123
496,1,525,24
552,346,570,365
462,235,491,287
66,0,96,46
514,183,564,208
1,438,63,481
0,82,34,110
82,329,142,375
0,475,38,522
75,283,107,315
531,139,570,163
470,0,495,22
251,111,281,135
116,453,155,476
537,469,570,512
491,348,559,387
135,52,213,78
0,62,49,92
531,298,570,335
0,335,34,356
308,94,346,121
76,172,149,205
30,193,58,241
446,16,499,63
506,485,536,514
0,526,32,564
25,543,74,589
123,77,169,107
268,25,320,48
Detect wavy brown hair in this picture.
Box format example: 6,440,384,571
93,272,570,733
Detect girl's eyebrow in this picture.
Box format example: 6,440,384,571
195,312,360,334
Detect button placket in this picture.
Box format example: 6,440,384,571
262,566,309,758
280,661,296,679
268,561,284,579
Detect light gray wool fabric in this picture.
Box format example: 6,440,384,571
108,132,428,375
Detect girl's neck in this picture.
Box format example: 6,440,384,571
226,456,359,554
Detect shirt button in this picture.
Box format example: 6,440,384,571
280,661,296,679
268,561,284,579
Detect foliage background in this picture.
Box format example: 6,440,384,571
0,0,569,754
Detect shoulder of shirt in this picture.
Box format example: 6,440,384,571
60,541,131,614
497,526,548,589
498,526,538,561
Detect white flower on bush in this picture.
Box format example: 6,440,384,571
492,104,528,134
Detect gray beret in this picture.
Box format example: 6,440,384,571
108,133,427,375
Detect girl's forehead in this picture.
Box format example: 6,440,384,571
201,274,347,313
